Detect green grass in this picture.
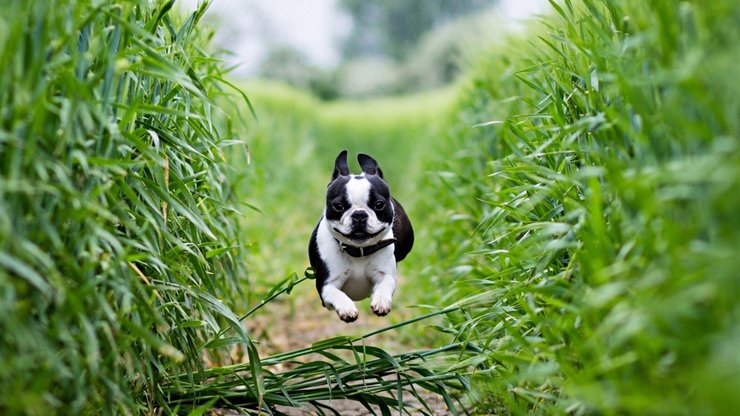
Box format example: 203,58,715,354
0,0,249,413
0,2,467,414
200,0,740,413
416,0,740,413
3,0,738,414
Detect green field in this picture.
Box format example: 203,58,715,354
1,0,738,414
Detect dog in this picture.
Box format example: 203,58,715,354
308,150,414,322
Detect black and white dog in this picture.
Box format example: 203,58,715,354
308,150,414,322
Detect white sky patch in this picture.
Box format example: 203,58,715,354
178,0,548,76
499,0,551,21
179,0,350,75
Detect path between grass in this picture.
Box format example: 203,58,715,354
221,82,462,414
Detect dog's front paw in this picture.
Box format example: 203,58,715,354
322,287,359,323
331,298,359,322
336,305,359,323
370,295,392,316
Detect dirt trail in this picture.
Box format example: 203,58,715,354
247,282,414,356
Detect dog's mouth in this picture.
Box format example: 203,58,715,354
333,227,384,241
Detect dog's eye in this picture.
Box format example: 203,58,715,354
332,202,346,212
373,200,386,211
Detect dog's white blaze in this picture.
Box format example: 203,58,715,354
345,175,370,208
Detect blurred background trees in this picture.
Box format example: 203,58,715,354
253,0,506,98
339,0,493,60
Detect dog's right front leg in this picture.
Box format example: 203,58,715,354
321,284,359,322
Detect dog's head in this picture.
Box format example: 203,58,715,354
324,150,394,247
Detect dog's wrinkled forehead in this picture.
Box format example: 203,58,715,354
326,174,389,205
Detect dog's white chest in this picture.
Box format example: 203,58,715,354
316,219,396,301
338,261,376,301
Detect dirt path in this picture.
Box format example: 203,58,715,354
246,275,431,355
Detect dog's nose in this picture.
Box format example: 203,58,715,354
351,210,368,223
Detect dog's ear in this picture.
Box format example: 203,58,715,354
332,150,350,180
357,153,384,179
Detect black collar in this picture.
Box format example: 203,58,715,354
336,238,397,258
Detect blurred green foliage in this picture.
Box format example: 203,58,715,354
258,46,340,100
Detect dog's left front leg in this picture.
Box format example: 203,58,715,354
370,270,396,316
